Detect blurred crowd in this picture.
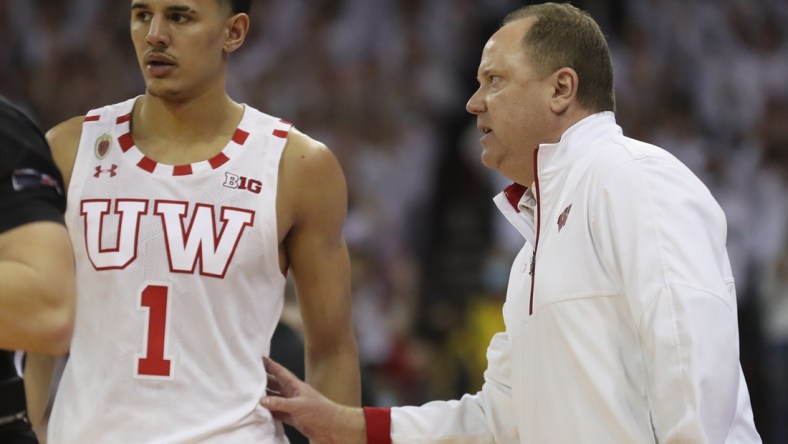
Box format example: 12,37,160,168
2,0,787,441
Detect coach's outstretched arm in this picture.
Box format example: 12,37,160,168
263,331,518,444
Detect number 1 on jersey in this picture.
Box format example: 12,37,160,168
135,283,173,378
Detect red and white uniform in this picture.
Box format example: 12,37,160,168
49,98,291,443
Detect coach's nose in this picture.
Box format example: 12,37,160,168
466,87,486,115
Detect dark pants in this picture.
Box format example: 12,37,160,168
0,422,38,444
1,352,38,444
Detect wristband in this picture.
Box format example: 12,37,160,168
363,407,391,444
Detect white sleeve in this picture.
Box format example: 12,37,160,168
390,332,519,443
597,155,760,443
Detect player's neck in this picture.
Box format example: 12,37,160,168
130,90,244,165
135,88,240,138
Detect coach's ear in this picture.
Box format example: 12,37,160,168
550,67,578,114
224,13,249,54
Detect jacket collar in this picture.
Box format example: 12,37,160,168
493,112,620,243
537,111,620,175
493,183,537,246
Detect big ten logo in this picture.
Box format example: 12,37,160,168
223,172,262,194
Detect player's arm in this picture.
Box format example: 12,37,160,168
8,116,83,353
0,221,74,354
24,351,56,437
22,115,84,434
45,115,84,189
0,107,79,355
278,129,361,406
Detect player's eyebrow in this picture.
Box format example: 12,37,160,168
131,2,195,13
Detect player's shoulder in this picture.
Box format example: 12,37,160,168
278,127,346,211
46,115,86,186
46,115,85,149
46,98,132,150
281,127,342,176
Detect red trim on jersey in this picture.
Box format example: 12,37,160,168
84,115,100,122
232,128,249,145
137,156,157,173
112,115,255,175
363,407,392,444
118,133,134,152
272,129,289,139
279,119,293,126
504,183,527,213
172,164,193,176
209,152,230,169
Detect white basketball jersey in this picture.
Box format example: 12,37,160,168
49,98,291,443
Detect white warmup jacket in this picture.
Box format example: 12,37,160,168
389,113,761,443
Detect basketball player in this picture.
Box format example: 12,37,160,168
28,0,360,442
0,96,75,443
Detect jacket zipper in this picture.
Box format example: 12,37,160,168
529,146,541,316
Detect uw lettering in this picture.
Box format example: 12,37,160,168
80,199,255,278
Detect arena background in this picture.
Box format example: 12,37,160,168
2,0,787,441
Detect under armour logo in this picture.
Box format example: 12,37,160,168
557,204,572,232
94,164,119,178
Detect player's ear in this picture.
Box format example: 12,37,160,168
223,13,249,54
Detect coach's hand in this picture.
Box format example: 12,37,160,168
261,356,366,444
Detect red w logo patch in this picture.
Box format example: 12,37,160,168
557,204,572,232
